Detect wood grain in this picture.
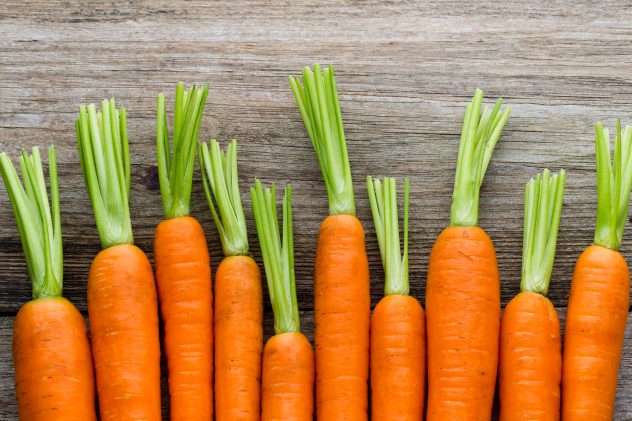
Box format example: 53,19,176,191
1,0,632,418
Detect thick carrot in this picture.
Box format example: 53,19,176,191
153,83,213,420
562,122,632,420
290,64,370,420
76,99,161,420
200,139,263,420
1,147,96,421
426,89,510,420
500,169,566,421
251,181,314,421
367,176,426,420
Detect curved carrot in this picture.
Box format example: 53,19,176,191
1,147,96,420
154,83,213,420
563,122,632,420
76,99,161,420
367,176,425,420
426,89,510,420
290,64,370,420
500,169,565,420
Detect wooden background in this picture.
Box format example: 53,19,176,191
1,0,632,419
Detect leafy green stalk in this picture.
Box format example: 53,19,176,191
289,64,355,216
521,169,566,295
75,98,133,249
0,147,62,298
157,83,209,219
594,122,632,251
367,176,410,296
450,88,511,227
199,139,249,256
250,181,300,334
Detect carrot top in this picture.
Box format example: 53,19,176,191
0,147,62,298
367,176,410,296
250,180,300,334
521,169,566,295
594,122,632,251
199,139,249,256
450,88,510,227
157,83,209,219
76,98,132,249
289,64,355,216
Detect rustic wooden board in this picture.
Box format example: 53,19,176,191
1,0,632,418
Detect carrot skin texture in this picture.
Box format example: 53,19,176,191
214,255,263,421
314,214,370,421
500,291,561,421
371,294,426,421
88,243,161,421
13,297,96,421
154,216,213,421
425,226,500,421
261,332,314,421
562,244,630,420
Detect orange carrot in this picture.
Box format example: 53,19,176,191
1,147,96,421
500,169,565,421
200,139,263,420
562,122,632,420
290,64,370,420
426,89,510,420
76,99,161,420
251,181,314,421
367,176,426,420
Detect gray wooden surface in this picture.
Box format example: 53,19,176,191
1,0,632,419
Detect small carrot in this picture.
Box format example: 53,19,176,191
251,181,314,421
76,99,161,420
367,176,426,420
562,122,632,420
425,89,510,420
199,139,263,421
290,64,370,420
1,147,96,421
153,83,212,421
500,169,566,421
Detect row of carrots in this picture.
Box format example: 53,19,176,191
2,64,630,421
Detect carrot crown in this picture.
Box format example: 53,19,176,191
76,98,133,249
289,64,356,216
250,181,300,334
450,88,510,227
0,147,63,298
157,83,209,219
521,169,566,295
367,176,410,296
594,122,632,251
200,139,249,256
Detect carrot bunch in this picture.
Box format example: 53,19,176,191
367,176,425,420
563,122,632,420
290,64,370,420
1,147,96,420
251,181,314,421
76,99,161,420
500,169,566,420
426,88,510,420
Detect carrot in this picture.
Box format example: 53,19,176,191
500,169,566,421
251,181,315,421
76,99,161,420
425,88,510,420
367,176,426,420
1,147,96,421
153,83,212,420
199,139,263,420
290,64,370,420
562,122,632,420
